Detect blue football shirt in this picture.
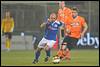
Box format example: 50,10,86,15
44,20,62,41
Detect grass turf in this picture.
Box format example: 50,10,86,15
1,49,99,66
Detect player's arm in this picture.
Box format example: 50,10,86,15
40,18,51,28
11,18,14,32
58,21,64,40
1,19,5,35
40,23,46,28
57,11,61,22
81,22,88,38
64,17,71,36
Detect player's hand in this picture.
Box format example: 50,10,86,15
81,33,85,38
40,23,46,28
48,18,52,22
40,24,43,28
66,29,70,34
60,26,64,29
65,29,71,36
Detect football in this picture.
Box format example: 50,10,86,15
52,55,60,64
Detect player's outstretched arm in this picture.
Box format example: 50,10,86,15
40,22,47,28
40,18,50,28
81,22,88,38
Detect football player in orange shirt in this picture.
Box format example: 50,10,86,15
57,44,70,60
57,1,73,45
58,7,88,62
57,1,72,23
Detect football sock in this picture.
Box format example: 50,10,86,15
35,50,40,60
66,48,71,59
6,38,11,49
46,49,50,57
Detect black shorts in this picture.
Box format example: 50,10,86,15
4,32,12,39
62,36,79,50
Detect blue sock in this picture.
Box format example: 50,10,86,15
46,49,51,57
35,50,40,60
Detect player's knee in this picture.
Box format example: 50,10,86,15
37,48,42,52
44,45,50,51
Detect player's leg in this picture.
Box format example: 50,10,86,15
5,33,8,50
33,47,43,64
57,49,65,59
44,40,56,62
60,45,71,62
61,36,78,61
66,46,71,61
7,33,12,51
67,37,78,60
5,33,11,51
32,37,47,64
61,36,72,60
44,44,51,62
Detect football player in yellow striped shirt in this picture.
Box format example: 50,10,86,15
1,11,14,51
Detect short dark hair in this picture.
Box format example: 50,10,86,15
72,7,79,12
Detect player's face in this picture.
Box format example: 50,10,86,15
59,1,65,9
5,12,10,18
50,13,56,22
72,10,78,17
61,45,66,50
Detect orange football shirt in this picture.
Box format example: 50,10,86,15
57,7,72,23
64,16,86,38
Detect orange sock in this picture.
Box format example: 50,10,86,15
66,48,71,60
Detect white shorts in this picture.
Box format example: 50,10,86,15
38,37,56,48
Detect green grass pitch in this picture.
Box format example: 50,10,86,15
1,49,99,66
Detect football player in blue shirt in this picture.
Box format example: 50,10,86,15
32,13,63,64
